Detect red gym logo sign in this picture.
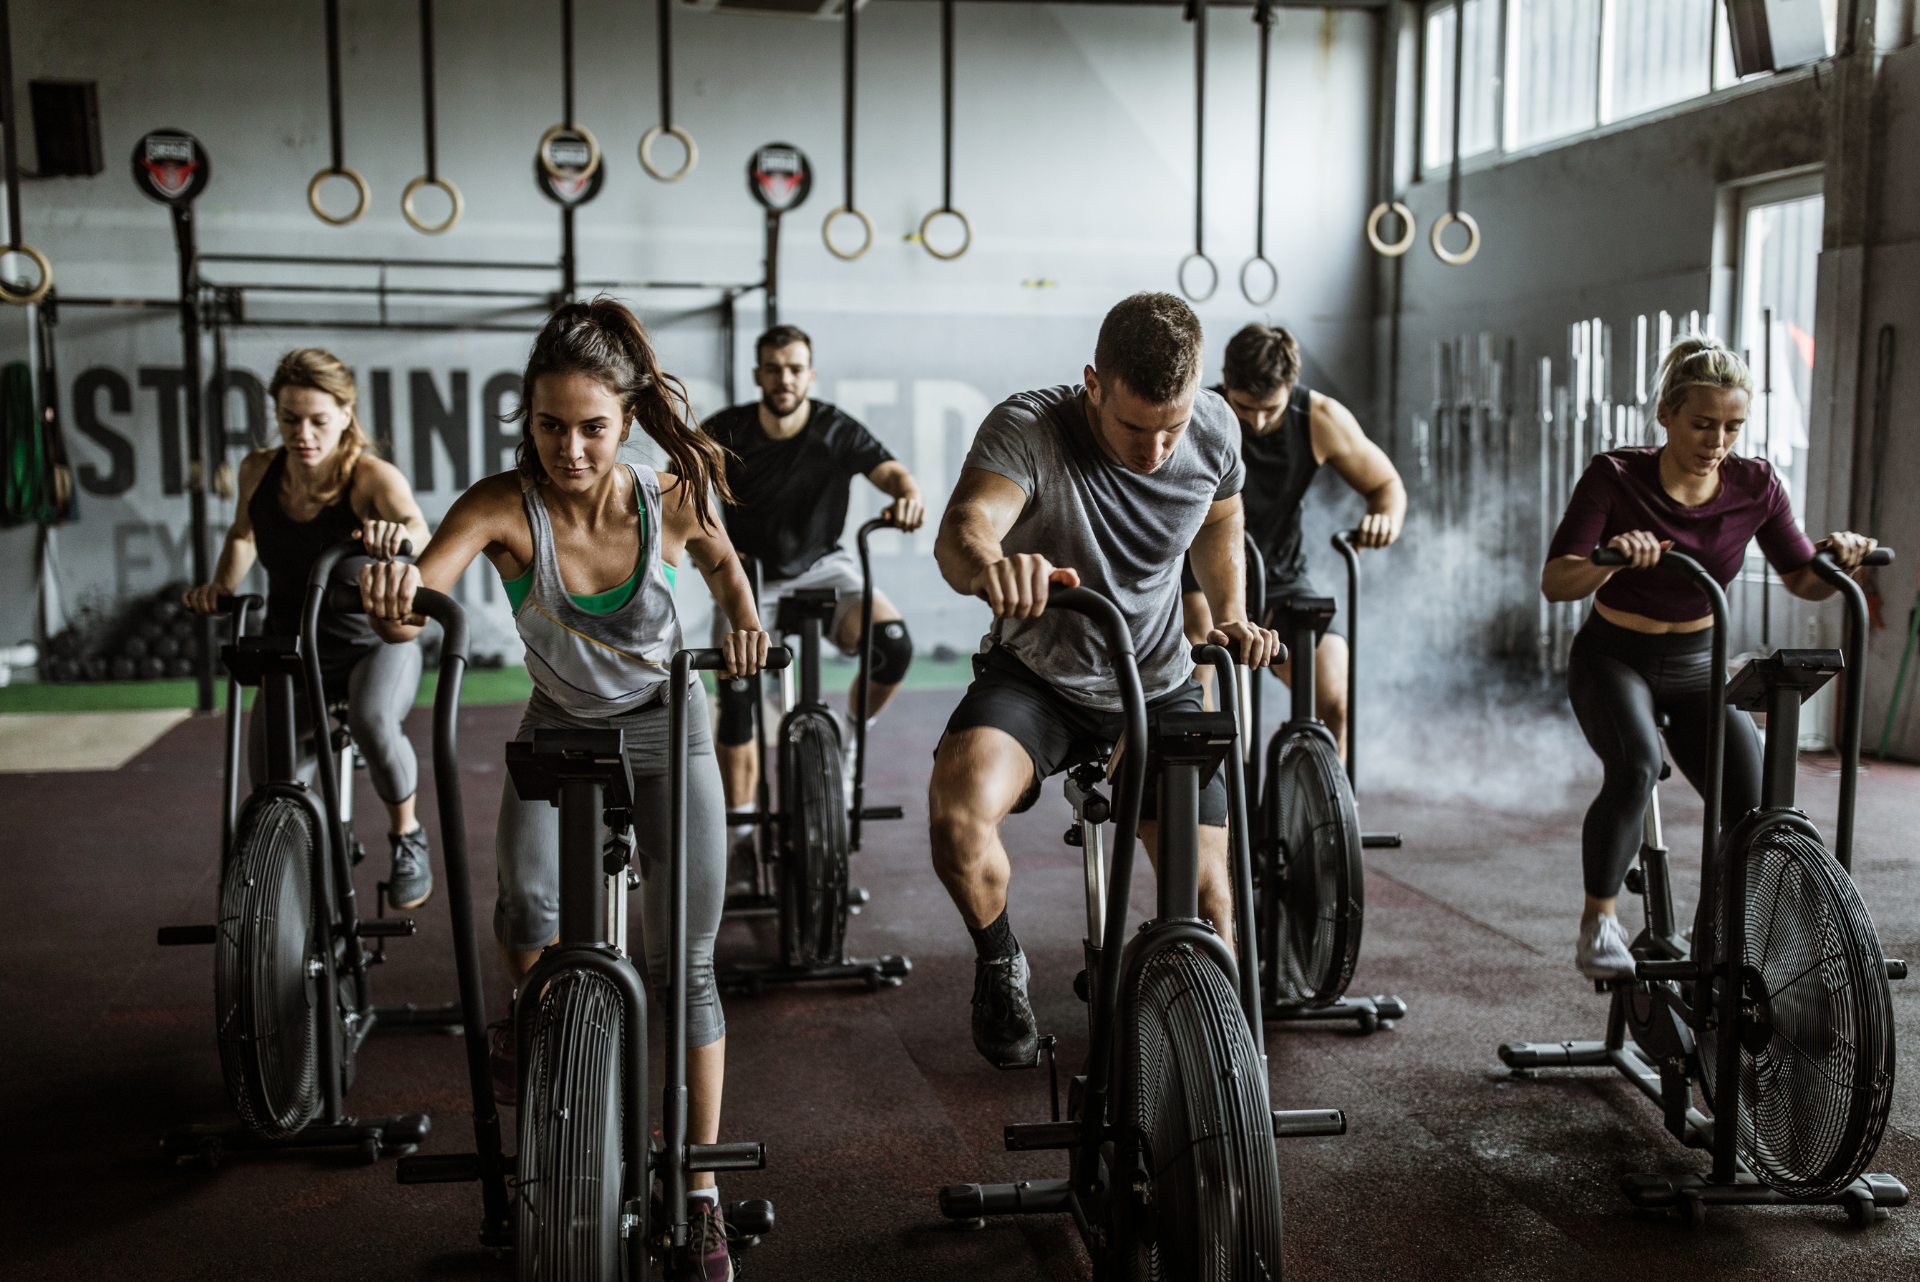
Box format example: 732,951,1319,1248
131,130,210,206
747,144,811,214
534,128,604,208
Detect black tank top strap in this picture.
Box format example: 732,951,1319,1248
246,449,380,659
1235,383,1321,594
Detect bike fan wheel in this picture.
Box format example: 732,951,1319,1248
779,709,850,969
215,795,322,1139
1262,730,1364,1007
516,971,625,1281
1120,942,1284,1280
1698,823,1895,1199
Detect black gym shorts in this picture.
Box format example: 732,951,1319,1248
939,647,1228,824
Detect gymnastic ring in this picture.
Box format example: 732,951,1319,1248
0,244,52,307
1239,255,1278,307
307,167,370,226
1178,251,1218,303
639,124,698,183
918,206,972,261
823,206,874,261
402,175,464,235
1366,201,1416,257
538,123,602,181
1429,209,1480,266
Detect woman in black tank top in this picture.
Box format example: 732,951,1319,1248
182,349,439,909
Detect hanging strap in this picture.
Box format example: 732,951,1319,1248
564,0,576,127
402,0,463,234
1428,1,1479,265
1239,0,1276,304
658,0,674,132
1178,0,1216,301
823,0,872,259
325,0,346,174
0,0,48,304
940,0,954,212
639,0,696,181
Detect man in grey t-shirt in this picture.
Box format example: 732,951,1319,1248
929,292,1282,1069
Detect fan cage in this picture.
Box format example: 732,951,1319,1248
1266,731,1363,1007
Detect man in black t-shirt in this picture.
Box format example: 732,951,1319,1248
704,324,927,844
1180,324,1404,755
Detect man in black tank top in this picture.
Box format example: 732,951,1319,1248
1181,324,1404,756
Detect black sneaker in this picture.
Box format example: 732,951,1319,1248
387,826,433,910
972,949,1040,1069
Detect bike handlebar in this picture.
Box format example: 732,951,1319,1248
1808,546,1896,872
213,593,264,616
679,647,794,673
1190,638,1289,668
326,584,469,662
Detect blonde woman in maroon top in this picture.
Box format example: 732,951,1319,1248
1542,337,1875,979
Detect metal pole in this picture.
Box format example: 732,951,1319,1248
171,204,215,712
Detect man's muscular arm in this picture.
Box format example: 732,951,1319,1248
867,459,927,532
1187,495,1281,668
934,466,1078,618
1312,393,1406,549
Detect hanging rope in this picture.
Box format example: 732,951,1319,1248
403,0,464,233
1430,1,1479,265
307,0,369,226
540,0,603,183
0,0,49,305
915,0,971,260
1178,0,1216,303
1239,0,1277,304
1364,3,1413,255
823,0,872,261
640,0,697,181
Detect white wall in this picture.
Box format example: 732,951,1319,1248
1,0,1380,662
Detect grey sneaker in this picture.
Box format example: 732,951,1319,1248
1576,913,1635,980
387,826,433,910
972,949,1040,1069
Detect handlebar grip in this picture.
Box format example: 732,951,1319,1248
326,585,365,615
215,593,264,615
1864,548,1895,568
1192,639,1289,669
1590,548,1630,567
683,646,794,672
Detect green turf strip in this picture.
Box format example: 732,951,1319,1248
0,657,975,715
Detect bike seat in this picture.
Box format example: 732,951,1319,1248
221,635,304,685
505,729,636,808
1145,710,1237,788
1275,595,1338,634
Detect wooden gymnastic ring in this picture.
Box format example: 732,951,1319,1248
917,206,972,261
1178,251,1218,303
823,206,874,261
539,123,602,181
0,244,52,307
1429,210,1480,265
638,125,698,182
1366,201,1416,257
402,175,464,235
1239,255,1278,306
307,167,370,226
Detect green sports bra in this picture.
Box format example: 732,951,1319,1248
501,507,676,614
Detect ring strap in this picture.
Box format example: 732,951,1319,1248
562,0,575,127
940,0,954,211
1447,0,1464,218
1252,0,1271,262
0,0,24,254
658,0,674,131
1190,0,1207,260
418,0,439,181
324,0,346,174
842,0,858,211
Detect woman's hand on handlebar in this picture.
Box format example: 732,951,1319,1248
360,559,424,627
880,495,926,533
1354,512,1398,549
1209,620,1283,670
720,629,772,681
181,583,226,616
1605,530,1669,570
1816,531,1876,572
356,519,411,562
970,554,1079,619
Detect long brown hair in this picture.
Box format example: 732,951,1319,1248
510,297,732,531
267,347,376,503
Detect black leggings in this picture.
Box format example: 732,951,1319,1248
1566,615,1763,899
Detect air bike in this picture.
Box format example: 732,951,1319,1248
399,645,788,1276
939,584,1347,1276
158,540,467,1167
1245,531,1406,1034
721,514,911,993
1501,546,1908,1228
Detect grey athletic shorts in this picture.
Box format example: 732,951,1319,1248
712,546,864,656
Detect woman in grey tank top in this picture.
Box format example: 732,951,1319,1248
359,300,770,1270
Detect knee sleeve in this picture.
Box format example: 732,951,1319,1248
864,620,914,686
716,674,757,746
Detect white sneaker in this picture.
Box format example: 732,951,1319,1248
1576,914,1637,980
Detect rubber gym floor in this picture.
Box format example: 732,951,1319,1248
7,683,1920,1281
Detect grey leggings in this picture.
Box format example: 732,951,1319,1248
496,685,728,1049
248,641,422,806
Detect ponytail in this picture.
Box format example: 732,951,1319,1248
510,296,733,531
1654,335,1752,418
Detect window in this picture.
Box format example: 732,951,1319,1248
1423,0,1501,175
1735,179,1823,517
1606,0,1714,121
1505,0,1601,149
